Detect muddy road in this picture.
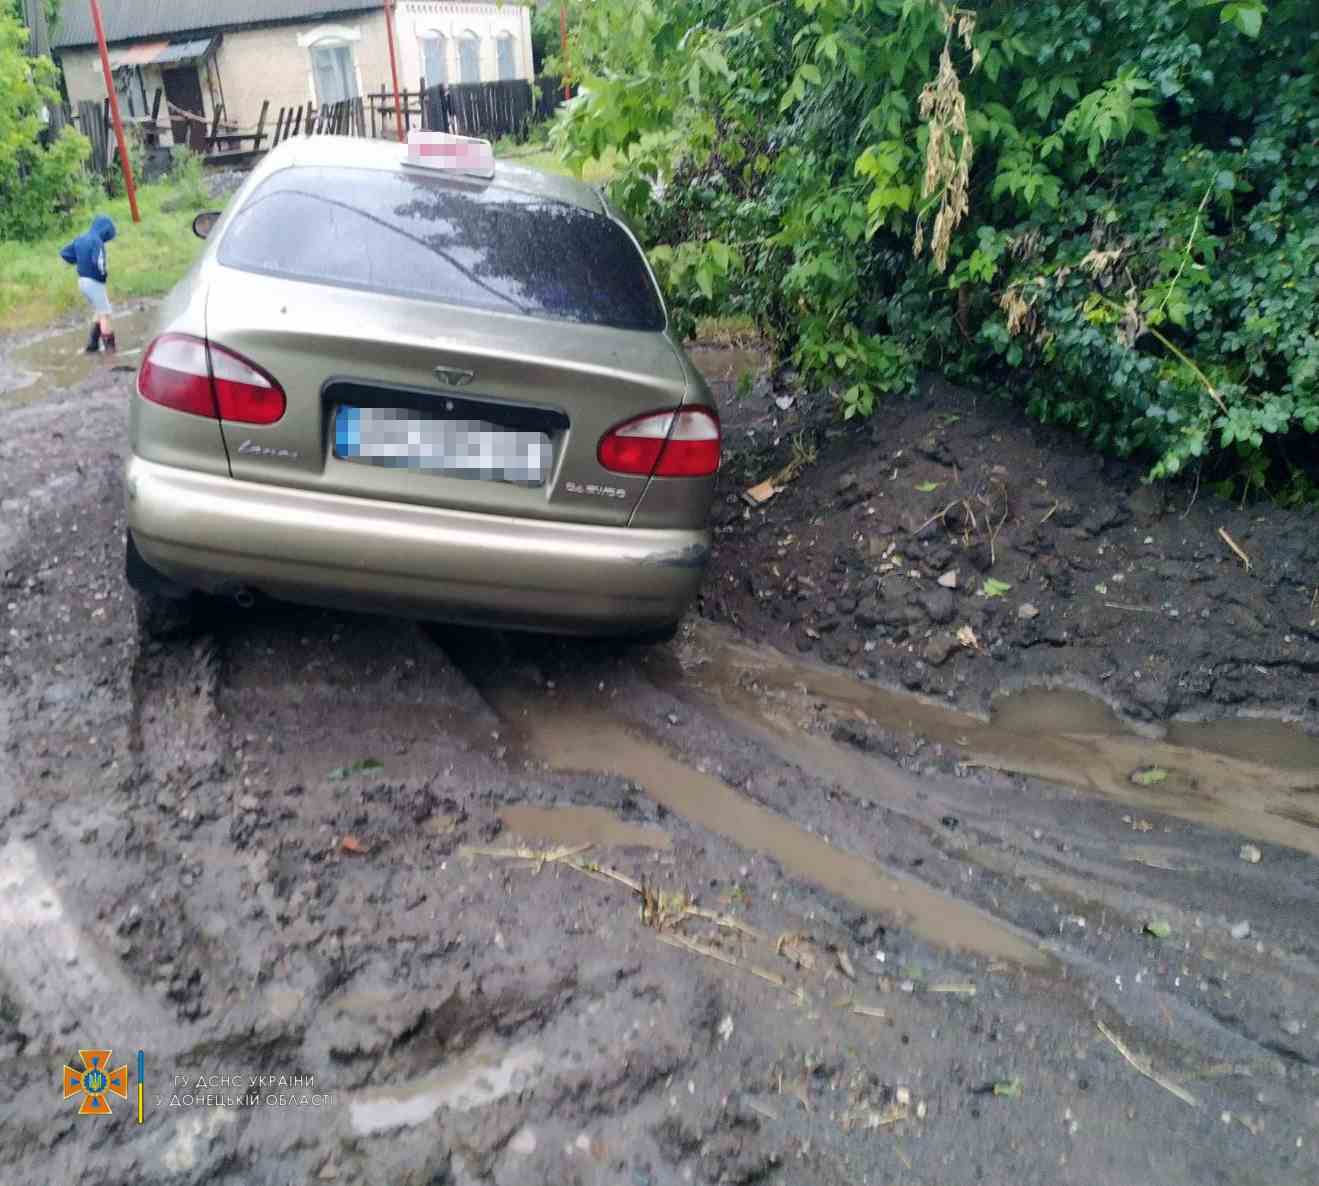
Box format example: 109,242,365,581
1,320,1317,1186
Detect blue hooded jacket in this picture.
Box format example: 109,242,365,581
59,215,117,283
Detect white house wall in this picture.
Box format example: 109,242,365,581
397,2,533,86
57,3,534,148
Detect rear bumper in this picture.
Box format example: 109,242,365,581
125,456,709,634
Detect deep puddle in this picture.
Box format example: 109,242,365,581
349,1043,542,1135
0,308,152,404
671,623,1319,855
486,688,1049,970
499,804,671,850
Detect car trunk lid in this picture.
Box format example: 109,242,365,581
205,269,690,527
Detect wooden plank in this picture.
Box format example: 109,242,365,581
251,99,270,151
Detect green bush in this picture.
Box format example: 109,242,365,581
169,145,210,208
552,0,1319,495
0,8,91,241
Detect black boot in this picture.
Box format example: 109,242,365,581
84,321,101,353
102,332,117,354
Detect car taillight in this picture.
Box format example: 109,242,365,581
137,334,285,425
136,334,216,418
598,407,720,478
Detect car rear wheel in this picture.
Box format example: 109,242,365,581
125,532,197,640
625,621,680,646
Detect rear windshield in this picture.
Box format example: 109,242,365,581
215,165,666,331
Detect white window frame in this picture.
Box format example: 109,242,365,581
494,31,515,81
457,29,481,84
419,31,448,85
297,24,363,106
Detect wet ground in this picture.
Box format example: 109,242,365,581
0,328,1317,1185
0,306,154,406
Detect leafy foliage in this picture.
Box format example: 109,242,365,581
552,0,1319,493
0,7,90,241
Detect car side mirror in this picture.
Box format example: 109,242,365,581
192,211,221,239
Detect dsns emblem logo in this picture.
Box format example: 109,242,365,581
62,1049,129,1115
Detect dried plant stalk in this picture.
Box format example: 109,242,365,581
914,3,976,273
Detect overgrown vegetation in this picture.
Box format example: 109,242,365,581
552,0,1319,496
0,7,91,241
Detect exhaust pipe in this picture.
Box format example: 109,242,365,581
233,588,256,609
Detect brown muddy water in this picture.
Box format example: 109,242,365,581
0,308,152,405
484,687,1050,971
667,623,1319,856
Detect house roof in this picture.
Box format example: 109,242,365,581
52,1,384,50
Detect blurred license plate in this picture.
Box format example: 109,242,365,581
333,406,552,486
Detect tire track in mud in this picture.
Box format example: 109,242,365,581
129,627,230,792
433,628,1051,971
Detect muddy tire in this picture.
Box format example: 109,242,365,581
624,621,680,647
126,532,198,640
132,589,198,641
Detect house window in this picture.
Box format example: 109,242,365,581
312,43,358,104
458,32,480,83
496,33,515,80
421,34,447,85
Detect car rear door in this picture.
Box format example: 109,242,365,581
204,162,691,529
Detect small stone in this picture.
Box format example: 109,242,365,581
1230,920,1251,940
1239,844,1262,864
923,636,956,667
896,1087,911,1107
1017,603,1039,620
156,792,175,812
238,794,260,812
1282,1019,1302,1037
317,1162,339,1181
937,570,959,588
919,587,956,625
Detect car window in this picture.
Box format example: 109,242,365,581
215,165,666,332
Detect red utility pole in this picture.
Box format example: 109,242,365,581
89,0,140,222
383,0,405,141
560,4,570,101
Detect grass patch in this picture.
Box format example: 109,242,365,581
693,315,760,343
0,180,220,333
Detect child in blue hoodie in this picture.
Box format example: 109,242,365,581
60,214,118,353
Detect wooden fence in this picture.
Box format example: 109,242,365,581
424,79,543,141
72,76,569,178
76,99,111,175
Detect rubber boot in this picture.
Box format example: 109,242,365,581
84,321,101,353
102,332,117,354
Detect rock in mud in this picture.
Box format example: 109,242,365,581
924,636,957,667
920,588,956,625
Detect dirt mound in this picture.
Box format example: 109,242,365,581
702,362,1319,727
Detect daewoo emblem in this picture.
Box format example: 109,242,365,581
433,366,475,387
